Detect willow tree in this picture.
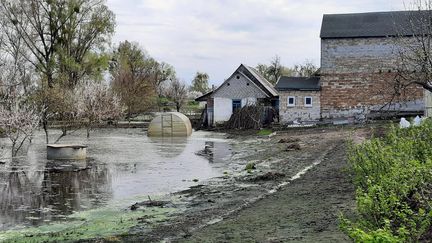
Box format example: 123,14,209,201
191,72,210,93
0,0,115,143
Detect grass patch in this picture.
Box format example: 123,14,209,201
245,162,256,171
257,129,273,136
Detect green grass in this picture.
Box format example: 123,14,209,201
257,129,273,136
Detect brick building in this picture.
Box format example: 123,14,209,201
320,11,424,120
275,77,321,123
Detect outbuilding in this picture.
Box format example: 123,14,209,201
196,64,279,127
275,76,321,123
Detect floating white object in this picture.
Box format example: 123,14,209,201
47,144,87,160
413,116,422,126
400,117,411,128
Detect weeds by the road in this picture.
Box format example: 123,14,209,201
341,119,432,242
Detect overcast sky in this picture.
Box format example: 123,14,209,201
106,0,408,86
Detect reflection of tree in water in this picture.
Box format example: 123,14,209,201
0,159,112,229
148,136,188,158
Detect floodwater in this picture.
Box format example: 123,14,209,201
0,129,233,230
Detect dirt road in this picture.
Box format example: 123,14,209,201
181,141,353,243
118,126,367,243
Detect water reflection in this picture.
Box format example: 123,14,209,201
196,141,233,164
0,130,233,230
0,159,111,230
148,136,188,158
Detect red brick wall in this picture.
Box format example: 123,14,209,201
321,37,424,119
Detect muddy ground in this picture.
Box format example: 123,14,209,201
95,125,382,243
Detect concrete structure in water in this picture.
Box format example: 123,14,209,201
148,112,192,137
47,144,87,160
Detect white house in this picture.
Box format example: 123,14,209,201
196,64,278,126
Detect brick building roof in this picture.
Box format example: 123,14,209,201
275,77,320,91
320,10,428,39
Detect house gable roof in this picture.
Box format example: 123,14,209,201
275,76,320,91
320,10,427,39
195,90,213,102
211,64,278,98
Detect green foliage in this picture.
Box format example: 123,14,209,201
257,129,273,136
191,72,210,93
245,162,256,171
343,120,432,242
110,41,158,117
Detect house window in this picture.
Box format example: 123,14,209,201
232,99,242,113
287,96,296,107
304,96,313,107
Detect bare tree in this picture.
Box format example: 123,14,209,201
394,6,432,93
256,57,317,84
293,60,318,77
365,2,432,116
0,0,115,143
0,18,41,157
166,78,188,112
0,100,41,157
75,81,123,138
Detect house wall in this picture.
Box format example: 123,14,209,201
278,90,320,123
212,72,266,124
213,73,267,99
320,37,423,120
214,97,232,123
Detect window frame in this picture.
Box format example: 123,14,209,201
287,96,296,107
232,99,242,113
304,96,313,107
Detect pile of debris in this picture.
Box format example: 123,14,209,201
225,105,277,129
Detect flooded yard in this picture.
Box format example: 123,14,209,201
0,129,232,231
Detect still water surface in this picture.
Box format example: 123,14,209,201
0,129,232,230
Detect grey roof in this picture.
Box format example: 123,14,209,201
244,65,279,97
275,77,320,91
320,10,428,39
211,64,278,99
195,90,213,102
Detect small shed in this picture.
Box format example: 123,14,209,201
148,112,192,137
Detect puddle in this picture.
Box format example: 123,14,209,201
0,129,233,230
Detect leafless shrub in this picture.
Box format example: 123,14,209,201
0,99,41,157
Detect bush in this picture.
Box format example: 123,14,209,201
342,119,432,242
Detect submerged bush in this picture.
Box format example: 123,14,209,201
342,119,432,242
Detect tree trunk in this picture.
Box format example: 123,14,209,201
11,142,16,157
176,103,180,112
87,125,90,138
43,116,49,144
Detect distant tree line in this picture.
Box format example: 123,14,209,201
256,56,318,84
